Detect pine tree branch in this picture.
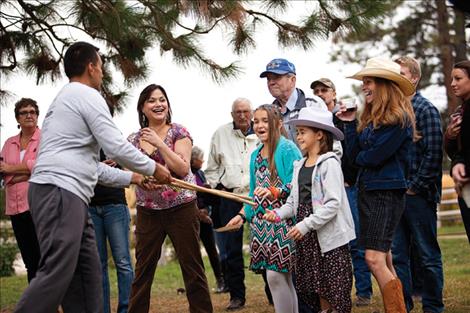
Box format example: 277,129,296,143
16,0,66,57
144,1,230,35
317,0,337,21
0,11,23,20
1,16,23,29
245,9,284,28
17,0,66,45
0,20,17,70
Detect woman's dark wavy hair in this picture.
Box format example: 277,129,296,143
454,60,470,78
137,84,172,128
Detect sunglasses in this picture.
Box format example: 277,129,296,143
18,110,38,116
314,87,332,93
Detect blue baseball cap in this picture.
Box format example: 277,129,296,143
259,58,296,78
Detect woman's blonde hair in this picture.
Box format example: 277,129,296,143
358,77,419,141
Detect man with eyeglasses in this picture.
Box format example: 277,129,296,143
205,97,258,311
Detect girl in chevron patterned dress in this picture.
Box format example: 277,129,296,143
228,104,302,313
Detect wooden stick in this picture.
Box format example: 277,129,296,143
139,139,156,155
173,178,252,201
170,179,255,206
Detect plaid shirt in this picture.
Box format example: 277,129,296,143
408,91,443,203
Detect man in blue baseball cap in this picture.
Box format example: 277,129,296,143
259,58,297,77
260,58,326,145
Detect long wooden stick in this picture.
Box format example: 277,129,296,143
173,178,252,201
170,179,255,206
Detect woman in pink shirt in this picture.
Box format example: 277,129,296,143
1,98,41,282
127,84,213,313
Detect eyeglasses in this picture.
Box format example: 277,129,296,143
233,110,252,116
313,87,332,94
18,110,38,116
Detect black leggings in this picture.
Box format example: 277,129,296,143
10,211,40,282
458,197,470,243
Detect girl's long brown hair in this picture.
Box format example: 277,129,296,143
254,104,287,183
358,77,419,141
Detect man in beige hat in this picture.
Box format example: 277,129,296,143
392,56,444,313
310,78,338,112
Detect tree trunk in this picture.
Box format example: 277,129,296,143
435,0,458,114
453,8,467,63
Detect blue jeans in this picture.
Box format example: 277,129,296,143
89,204,134,313
215,198,245,301
392,194,444,313
346,185,372,298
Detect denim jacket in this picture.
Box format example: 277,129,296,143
344,120,412,191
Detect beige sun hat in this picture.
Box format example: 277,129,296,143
348,57,415,96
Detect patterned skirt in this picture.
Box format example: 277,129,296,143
295,202,353,313
249,215,295,273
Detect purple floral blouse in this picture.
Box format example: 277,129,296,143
127,123,196,210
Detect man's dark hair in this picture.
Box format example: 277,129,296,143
64,42,100,79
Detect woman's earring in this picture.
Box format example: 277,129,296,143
17,124,20,129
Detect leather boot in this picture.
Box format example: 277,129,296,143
382,278,406,313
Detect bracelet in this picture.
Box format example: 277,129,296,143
268,186,280,199
237,213,246,224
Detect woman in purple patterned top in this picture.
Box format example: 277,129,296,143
127,84,213,313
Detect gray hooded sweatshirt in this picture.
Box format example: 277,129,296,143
275,152,355,253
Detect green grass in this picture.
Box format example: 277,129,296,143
437,224,466,236
2,238,470,312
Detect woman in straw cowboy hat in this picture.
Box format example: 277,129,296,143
336,57,418,313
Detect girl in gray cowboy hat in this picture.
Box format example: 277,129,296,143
264,105,356,313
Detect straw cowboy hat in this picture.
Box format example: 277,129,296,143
348,57,415,96
287,106,344,140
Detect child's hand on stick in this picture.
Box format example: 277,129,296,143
287,226,304,241
227,213,245,227
263,209,280,223
253,187,275,201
